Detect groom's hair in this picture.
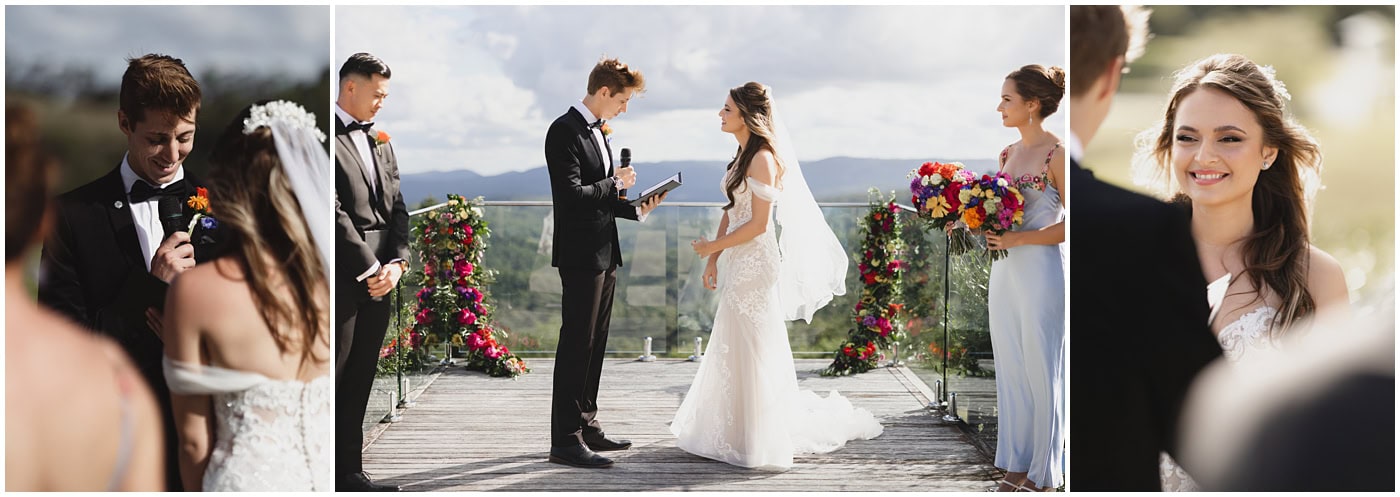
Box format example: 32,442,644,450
119,54,201,125
339,52,392,83
1069,5,1150,97
587,57,645,96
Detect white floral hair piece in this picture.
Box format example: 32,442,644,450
243,100,327,143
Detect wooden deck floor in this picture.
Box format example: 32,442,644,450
361,358,1000,491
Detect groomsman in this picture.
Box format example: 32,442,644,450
39,53,217,492
332,52,408,492
1068,6,1224,491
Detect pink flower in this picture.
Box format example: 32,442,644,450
415,308,434,324
484,345,505,359
457,309,477,326
455,260,474,277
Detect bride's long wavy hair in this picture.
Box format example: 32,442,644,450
206,101,329,369
1133,54,1323,334
722,82,785,211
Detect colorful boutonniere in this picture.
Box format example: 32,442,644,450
374,129,391,147
186,186,217,234
600,122,613,138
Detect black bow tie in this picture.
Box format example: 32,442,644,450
346,121,375,133
129,179,188,203
588,119,604,130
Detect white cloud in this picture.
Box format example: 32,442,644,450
6,6,328,83
336,5,1065,175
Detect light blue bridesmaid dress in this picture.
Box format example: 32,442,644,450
987,144,1065,489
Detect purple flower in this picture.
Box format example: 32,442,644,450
200,216,218,230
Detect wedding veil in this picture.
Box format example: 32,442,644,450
768,91,848,323
246,100,332,282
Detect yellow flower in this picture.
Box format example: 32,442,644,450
926,196,951,218
983,189,996,200
451,334,465,346
958,189,973,205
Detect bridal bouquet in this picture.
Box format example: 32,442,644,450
966,172,1025,261
909,161,977,254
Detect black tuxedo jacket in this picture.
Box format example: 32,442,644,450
38,165,217,377
544,107,638,271
333,115,410,293
1069,159,1224,490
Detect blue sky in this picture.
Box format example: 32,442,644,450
337,5,1066,175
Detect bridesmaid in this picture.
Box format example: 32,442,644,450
985,64,1067,492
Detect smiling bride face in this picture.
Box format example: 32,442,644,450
719,95,745,134
1170,86,1277,208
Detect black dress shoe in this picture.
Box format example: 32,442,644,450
549,443,614,468
338,471,401,492
583,433,633,451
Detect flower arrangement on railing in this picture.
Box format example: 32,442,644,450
410,194,528,378
823,190,906,376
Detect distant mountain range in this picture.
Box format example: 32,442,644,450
401,157,1000,207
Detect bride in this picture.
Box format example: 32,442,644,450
672,82,882,470
162,100,331,491
1134,54,1350,491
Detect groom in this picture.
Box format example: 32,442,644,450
333,52,409,492
38,53,214,491
544,57,666,468
1069,6,1224,491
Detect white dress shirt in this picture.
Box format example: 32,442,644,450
119,153,186,271
573,102,646,221
335,104,378,193
572,102,613,176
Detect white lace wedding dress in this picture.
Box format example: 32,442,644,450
164,358,330,491
1160,275,1278,491
669,173,883,470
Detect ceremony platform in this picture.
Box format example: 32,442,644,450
361,358,999,492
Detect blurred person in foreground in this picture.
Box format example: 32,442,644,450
6,104,166,491
1181,300,1392,491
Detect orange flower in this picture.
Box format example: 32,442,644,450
961,207,984,230
196,187,208,198
375,130,391,145
187,193,209,212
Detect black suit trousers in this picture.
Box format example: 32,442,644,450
334,278,393,476
551,267,618,447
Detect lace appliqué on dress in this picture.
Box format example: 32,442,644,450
164,359,330,491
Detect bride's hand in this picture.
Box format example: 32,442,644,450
691,238,714,257
702,260,718,291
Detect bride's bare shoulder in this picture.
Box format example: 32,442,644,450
1306,245,1348,312
748,147,779,187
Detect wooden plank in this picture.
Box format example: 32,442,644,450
361,359,999,491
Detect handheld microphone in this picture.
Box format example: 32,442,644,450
158,196,185,239
618,148,632,200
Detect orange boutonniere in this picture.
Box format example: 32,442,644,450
600,122,613,138
187,187,210,214
374,130,391,146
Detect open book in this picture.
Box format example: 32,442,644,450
628,172,682,207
